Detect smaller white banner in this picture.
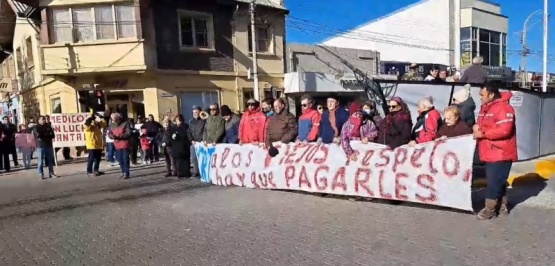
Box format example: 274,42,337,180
50,113,92,148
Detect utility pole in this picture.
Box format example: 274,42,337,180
521,9,542,89
249,0,260,101
542,0,549,93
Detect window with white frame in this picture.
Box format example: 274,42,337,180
50,3,136,43
248,24,271,53
177,11,214,49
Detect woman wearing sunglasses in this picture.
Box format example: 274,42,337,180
376,97,412,149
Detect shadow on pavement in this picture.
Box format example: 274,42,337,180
0,182,211,221
0,171,173,210
471,180,547,212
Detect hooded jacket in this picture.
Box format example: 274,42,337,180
297,108,320,142
239,109,266,143
412,108,442,143
223,114,241,144
204,115,225,143
477,92,517,162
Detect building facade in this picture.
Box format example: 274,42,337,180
2,0,287,123
284,44,391,114
321,0,508,71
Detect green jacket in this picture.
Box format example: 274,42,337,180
203,115,225,143
402,71,423,81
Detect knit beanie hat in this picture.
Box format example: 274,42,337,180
348,102,362,115
453,85,471,103
220,105,232,116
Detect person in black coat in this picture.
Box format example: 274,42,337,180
169,114,193,179
0,123,11,172
161,121,175,177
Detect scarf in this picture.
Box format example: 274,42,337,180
329,108,339,137
349,116,362,138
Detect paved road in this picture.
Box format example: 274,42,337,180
0,163,554,266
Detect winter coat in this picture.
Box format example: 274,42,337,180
265,111,298,147
189,118,205,142
411,108,442,143
340,119,378,156
455,97,476,127
376,111,412,149
203,115,225,143
223,114,241,144
437,120,473,138
319,107,349,144
161,126,174,147
239,109,266,143
169,123,193,159
33,123,56,148
109,120,132,150
141,121,162,138
477,92,517,162
1,123,17,151
83,117,107,150
297,108,320,142
460,65,487,84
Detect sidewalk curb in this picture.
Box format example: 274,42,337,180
472,158,555,187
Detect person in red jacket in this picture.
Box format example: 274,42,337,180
239,99,267,144
409,96,442,145
297,94,321,144
474,86,517,220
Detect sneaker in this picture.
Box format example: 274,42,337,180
39,174,47,180
87,173,95,177
123,175,131,179
49,174,59,179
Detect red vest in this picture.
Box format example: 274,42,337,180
111,126,129,150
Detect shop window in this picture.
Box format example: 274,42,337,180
490,32,501,44
479,42,490,66
179,91,219,122
51,97,62,114
177,10,214,49
479,29,489,43
460,27,471,41
50,3,137,44
248,24,272,53
490,44,500,67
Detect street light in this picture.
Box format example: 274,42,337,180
520,9,542,88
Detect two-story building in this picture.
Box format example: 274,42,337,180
5,0,287,122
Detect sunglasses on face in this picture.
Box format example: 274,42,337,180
388,105,399,109
301,104,308,108
210,108,217,111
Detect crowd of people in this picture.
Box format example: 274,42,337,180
402,56,488,84
2,75,515,221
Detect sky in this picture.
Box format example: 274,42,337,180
285,0,555,73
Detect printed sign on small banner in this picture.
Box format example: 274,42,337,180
50,113,91,148
195,135,476,211
15,133,36,148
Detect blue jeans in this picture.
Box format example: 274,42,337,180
485,161,513,200
37,147,55,175
115,149,130,176
106,143,115,162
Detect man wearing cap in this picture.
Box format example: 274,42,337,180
402,63,423,81
203,103,225,145
239,99,266,144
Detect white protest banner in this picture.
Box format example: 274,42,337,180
50,113,92,147
195,135,476,211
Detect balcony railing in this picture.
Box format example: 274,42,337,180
40,39,147,75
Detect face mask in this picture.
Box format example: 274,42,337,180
363,109,373,115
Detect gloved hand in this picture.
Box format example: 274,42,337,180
162,142,166,147
172,133,177,140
